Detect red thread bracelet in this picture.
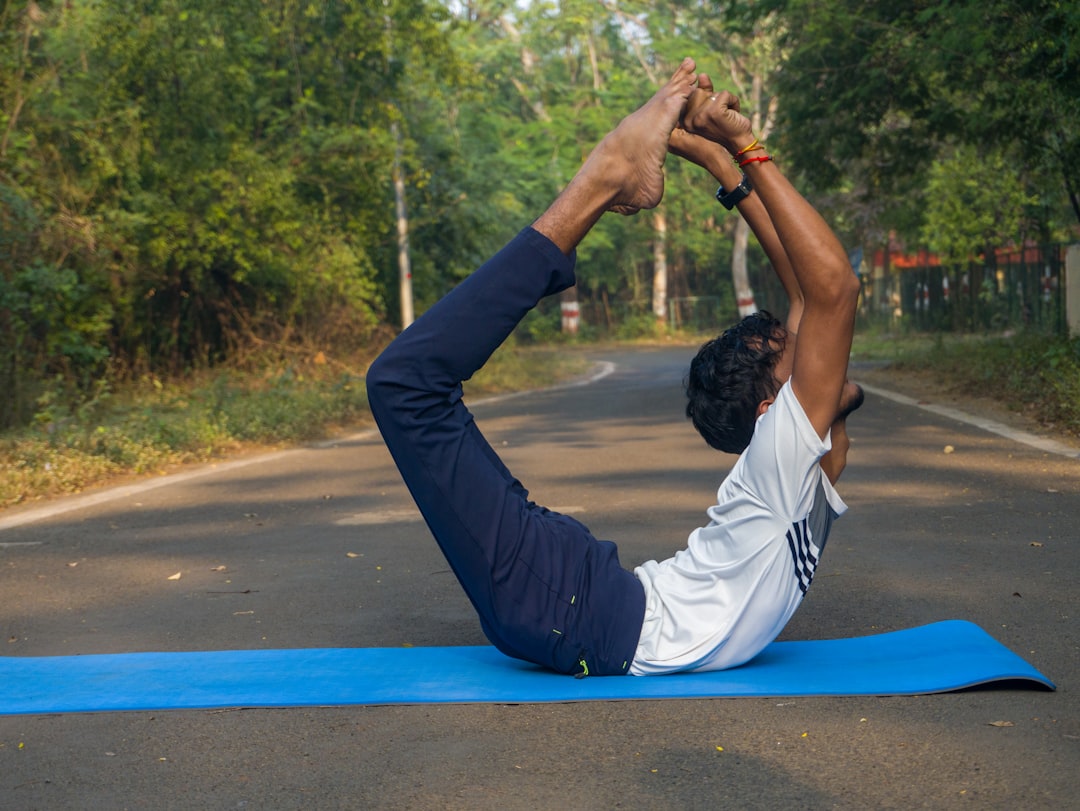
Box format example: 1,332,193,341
738,155,773,168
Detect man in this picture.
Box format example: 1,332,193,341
366,58,862,678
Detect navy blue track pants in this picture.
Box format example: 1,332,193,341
366,227,645,676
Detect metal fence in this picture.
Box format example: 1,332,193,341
750,243,1070,335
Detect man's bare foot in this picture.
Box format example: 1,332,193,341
531,57,698,254
582,57,699,214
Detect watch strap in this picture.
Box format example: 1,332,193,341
715,175,753,210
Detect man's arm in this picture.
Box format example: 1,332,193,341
668,77,803,339
681,84,859,440
668,126,803,379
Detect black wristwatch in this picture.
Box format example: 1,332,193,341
715,175,753,210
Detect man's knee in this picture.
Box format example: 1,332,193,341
365,349,406,419
365,341,443,430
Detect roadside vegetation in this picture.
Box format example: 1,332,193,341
0,342,589,511
854,331,1080,439
4,329,1077,513
3,2,1076,510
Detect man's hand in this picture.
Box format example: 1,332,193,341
680,75,755,155
668,127,732,179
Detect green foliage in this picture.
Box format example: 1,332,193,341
0,345,588,507
2,0,781,439
769,0,1080,245
514,305,565,346
891,332,1080,436
443,0,756,335
0,0,473,429
0,363,371,507
614,311,665,340
6,0,1071,449
0,184,113,426
919,145,1037,264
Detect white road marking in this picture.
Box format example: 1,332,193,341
336,505,585,526
0,449,305,533
336,509,421,526
859,383,1080,460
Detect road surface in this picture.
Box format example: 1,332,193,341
1,347,1077,809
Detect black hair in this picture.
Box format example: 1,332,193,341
685,311,787,454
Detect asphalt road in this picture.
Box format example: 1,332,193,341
1,346,1077,810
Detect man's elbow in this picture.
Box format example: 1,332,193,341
839,271,861,306
810,265,860,311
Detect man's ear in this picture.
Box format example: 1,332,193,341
756,398,775,419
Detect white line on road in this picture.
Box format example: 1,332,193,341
0,449,305,534
859,383,1080,460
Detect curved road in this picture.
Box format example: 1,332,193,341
1,346,1077,809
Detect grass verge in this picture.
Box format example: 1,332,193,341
852,330,1080,437
0,344,589,511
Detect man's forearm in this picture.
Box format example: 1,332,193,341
739,158,853,307
669,129,803,331
715,163,803,333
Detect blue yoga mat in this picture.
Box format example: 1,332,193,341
0,621,1054,715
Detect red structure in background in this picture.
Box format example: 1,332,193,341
750,234,1067,335
873,240,1047,271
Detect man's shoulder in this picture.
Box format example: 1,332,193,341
731,379,830,504
750,380,827,452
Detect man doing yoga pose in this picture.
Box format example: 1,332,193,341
366,57,863,677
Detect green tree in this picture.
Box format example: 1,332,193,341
0,0,471,430
919,145,1036,266
446,0,755,331
768,0,1079,247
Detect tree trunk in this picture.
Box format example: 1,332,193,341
652,210,668,323
392,121,414,328
732,217,756,316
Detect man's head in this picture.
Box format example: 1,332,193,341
685,311,786,454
